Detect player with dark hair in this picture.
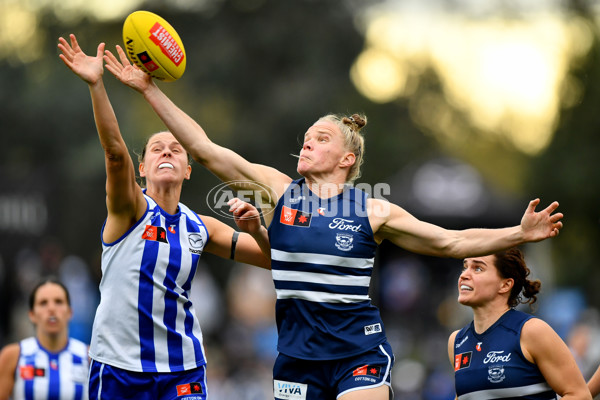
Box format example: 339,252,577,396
0,278,89,400
448,248,591,399
104,45,564,400
58,34,269,400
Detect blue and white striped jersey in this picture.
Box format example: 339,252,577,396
453,309,557,399
13,337,89,400
89,193,209,373
268,179,386,360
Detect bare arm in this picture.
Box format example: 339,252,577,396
447,331,459,400
58,35,145,242
588,365,600,398
521,318,591,399
229,198,271,265
448,330,458,367
368,198,563,258
0,343,19,400
103,46,291,211
202,215,270,270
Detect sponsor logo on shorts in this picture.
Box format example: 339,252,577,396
274,380,307,400
364,323,382,335
176,382,203,396
353,364,381,378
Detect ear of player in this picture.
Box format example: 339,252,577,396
122,10,186,82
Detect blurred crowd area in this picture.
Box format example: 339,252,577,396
1,237,599,400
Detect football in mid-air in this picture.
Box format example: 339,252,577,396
122,10,186,82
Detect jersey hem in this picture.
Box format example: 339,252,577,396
277,337,388,361
89,354,206,373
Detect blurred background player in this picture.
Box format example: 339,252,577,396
449,248,591,399
0,278,89,400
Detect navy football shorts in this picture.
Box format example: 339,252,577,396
89,360,207,400
273,341,394,400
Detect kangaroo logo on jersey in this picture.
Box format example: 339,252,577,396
454,351,472,371
280,206,312,227
176,381,204,396
142,225,168,243
335,233,354,251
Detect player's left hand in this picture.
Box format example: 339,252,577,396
228,198,262,235
103,45,153,93
520,199,563,241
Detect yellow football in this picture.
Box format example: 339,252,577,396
122,10,186,82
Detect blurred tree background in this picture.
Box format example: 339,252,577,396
1,0,599,397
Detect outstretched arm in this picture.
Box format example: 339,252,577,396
370,198,563,258
202,212,270,270
102,45,291,207
58,34,144,242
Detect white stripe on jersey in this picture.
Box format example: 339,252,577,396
457,382,554,400
271,249,374,269
89,195,207,373
272,270,371,287
275,289,371,303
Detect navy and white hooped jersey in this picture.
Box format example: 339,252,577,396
12,337,89,400
89,193,209,373
268,178,385,360
453,309,557,399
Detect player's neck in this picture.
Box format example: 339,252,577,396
38,333,69,353
472,303,511,334
305,177,347,199
146,185,182,214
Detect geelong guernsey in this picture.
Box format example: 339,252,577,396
268,178,385,360
453,309,557,399
13,337,89,400
89,193,208,373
